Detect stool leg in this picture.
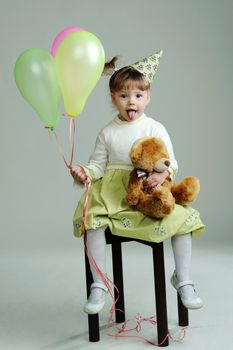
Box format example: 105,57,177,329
112,241,126,323
84,248,100,342
177,293,189,327
153,243,169,347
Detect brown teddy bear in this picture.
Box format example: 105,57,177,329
126,137,200,218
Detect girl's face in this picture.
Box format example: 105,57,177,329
111,84,150,122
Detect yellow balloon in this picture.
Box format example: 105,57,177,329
55,31,105,117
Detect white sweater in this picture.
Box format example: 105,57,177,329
85,114,178,180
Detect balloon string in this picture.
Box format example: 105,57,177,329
80,173,92,235
54,130,70,168
105,311,188,346
52,117,75,170
69,118,75,167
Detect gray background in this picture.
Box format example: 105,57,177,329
1,0,232,251
0,1,232,349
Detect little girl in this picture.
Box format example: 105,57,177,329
71,51,205,315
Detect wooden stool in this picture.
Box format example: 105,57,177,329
84,228,189,347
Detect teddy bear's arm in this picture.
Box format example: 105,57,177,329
126,170,143,206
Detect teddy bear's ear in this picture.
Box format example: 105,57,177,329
130,142,143,162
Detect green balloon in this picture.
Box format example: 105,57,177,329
14,48,61,129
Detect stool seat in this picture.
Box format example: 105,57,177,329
84,228,189,347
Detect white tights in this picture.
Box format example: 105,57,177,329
86,225,107,284
171,232,192,281
86,226,192,284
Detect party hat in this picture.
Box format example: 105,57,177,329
130,50,163,83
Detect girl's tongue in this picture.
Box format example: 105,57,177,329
127,110,136,120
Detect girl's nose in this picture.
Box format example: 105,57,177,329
129,96,136,104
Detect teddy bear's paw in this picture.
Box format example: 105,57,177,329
126,194,139,206
150,204,174,218
137,196,174,218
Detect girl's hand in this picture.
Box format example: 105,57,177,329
70,165,87,183
144,170,169,189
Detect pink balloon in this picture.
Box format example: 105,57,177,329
51,26,84,56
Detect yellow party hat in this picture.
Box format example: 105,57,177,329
130,50,163,83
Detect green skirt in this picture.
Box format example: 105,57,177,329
73,169,205,242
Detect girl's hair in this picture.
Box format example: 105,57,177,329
103,56,150,92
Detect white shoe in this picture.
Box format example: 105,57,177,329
84,282,108,314
170,271,204,310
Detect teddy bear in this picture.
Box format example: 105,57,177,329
126,137,200,218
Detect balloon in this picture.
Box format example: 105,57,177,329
55,31,105,117
51,26,84,57
14,48,61,130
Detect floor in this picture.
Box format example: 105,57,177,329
0,239,232,350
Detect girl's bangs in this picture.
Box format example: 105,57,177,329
119,78,149,91
110,67,150,92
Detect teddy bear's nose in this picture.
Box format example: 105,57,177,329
164,160,170,167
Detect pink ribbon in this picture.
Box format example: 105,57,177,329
51,117,75,170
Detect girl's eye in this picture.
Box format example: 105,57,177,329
120,94,127,98
136,94,142,98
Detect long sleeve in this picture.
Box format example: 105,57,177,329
85,132,108,180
